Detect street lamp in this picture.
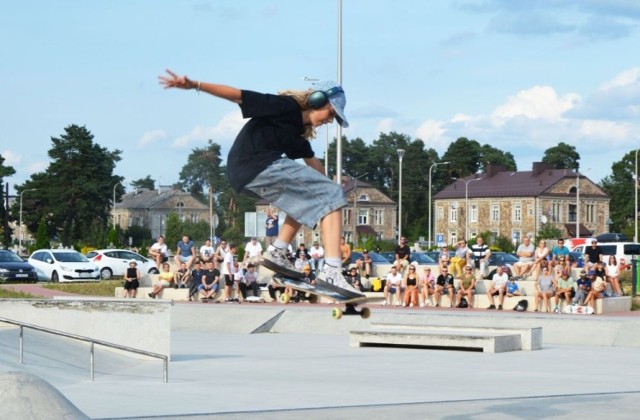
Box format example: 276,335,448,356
635,149,638,243
304,76,330,177
397,149,405,242
19,188,37,256
429,161,450,248
336,0,343,184
575,168,591,238
457,177,481,241
112,182,123,229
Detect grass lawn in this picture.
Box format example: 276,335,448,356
0,288,39,299
43,280,122,297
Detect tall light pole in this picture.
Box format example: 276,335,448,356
576,168,591,238
460,178,481,241
303,76,329,177
429,161,450,248
335,0,343,184
635,149,638,243
19,188,37,256
112,182,123,229
397,149,405,242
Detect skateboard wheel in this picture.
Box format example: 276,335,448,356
280,293,291,304
332,307,343,320
360,307,371,319
308,294,319,304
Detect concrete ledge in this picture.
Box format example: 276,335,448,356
350,329,522,353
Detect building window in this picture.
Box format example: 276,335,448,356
513,204,521,222
437,206,444,220
449,231,457,245
358,194,369,202
469,229,478,239
449,203,458,223
586,203,595,223
491,204,500,222
568,203,577,222
343,208,352,226
512,230,521,244
551,202,562,222
528,205,534,216
374,209,384,225
358,209,368,225
470,204,478,223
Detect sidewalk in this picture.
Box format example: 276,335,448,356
0,283,80,298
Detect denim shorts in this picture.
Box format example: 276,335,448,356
244,158,347,228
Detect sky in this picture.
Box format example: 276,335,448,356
2,0,640,196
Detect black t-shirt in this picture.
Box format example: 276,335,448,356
395,245,411,261
585,246,602,264
204,268,220,285
227,90,314,192
436,274,454,286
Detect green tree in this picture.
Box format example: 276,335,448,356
542,142,580,170
600,151,636,235
131,175,156,190
480,144,517,171
178,140,228,202
536,222,564,242
15,125,122,246
0,154,16,246
441,137,482,179
165,212,182,249
33,216,50,252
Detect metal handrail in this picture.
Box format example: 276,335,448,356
0,316,168,382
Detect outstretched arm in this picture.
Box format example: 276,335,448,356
158,69,242,103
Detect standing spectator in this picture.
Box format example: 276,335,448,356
573,269,591,306
434,266,455,307
174,235,196,270
265,207,279,247
148,263,174,299
456,264,476,308
148,235,168,269
554,269,575,313
199,260,220,301
605,255,623,296
214,240,230,269
449,239,469,278
394,237,411,274
468,236,491,279
340,238,352,268
512,236,534,278
174,262,191,289
188,261,205,301
222,243,238,302
486,265,508,310
420,267,435,307
243,237,263,268
199,239,215,265
534,267,555,312
584,239,603,268
383,266,403,306
309,241,325,273
402,264,420,307
123,260,141,298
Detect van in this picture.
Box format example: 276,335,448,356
571,242,640,267
596,232,628,243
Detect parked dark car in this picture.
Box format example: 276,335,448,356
484,252,519,279
0,250,38,283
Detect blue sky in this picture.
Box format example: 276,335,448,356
2,0,640,196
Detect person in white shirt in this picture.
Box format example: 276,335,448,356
486,265,509,310
243,237,263,268
148,235,169,269
308,241,325,273
383,266,404,306
512,236,535,278
222,244,238,302
199,238,215,265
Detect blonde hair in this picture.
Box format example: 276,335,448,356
278,89,316,140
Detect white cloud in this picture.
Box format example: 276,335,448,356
491,85,581,124
27,161,48,174
415,119,449,149
578,119,631,142
1,149,21,166
599,67,640,91
376,118,394,134
138,130,167,149
171,111,244,149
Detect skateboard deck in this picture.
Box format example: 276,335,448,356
273,275,380,319
563,305,594,314
245,296,264,303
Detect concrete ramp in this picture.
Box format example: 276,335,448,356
0,371,88,419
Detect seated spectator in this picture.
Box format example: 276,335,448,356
188,261,205,301
198,260,220,300
355,249,373,279
553,255,571,278
123,260,141,298
148,235,169,269
420,267,435,307
583,270,607,312
594,260,606,282
402,264,419,307
268,278,285,303
393,237,411,274
242,237,263,269
199,239,215,265
584,239,603,268
383,266,403,306
449,240,469,278
308,241,325,273
241,263,261,298
345,266,364,292
174,262,191,289
340,238,352,268
438,245,451,271
528,239,550,280
512,236,534,278
455,264,476,308
534,267,555,312
434,266,455,308
149,263,174,299
573,270,591,306
174,235,197,270
468,236,491,279
506,277,521,298
486,265,508,310
294,264,318,302
605,255,623,296
554,269,575,313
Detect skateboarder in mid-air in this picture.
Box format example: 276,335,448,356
159,70,363,299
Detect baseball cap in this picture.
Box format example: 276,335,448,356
580,269,587,275
315,81,349,128
303,264,311,270
587,269,596,275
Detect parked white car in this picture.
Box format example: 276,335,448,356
86,249,160,280
28,249,100,282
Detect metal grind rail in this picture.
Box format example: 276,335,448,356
0,316,168,383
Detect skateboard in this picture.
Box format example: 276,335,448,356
273,275,380,319
245,296,264,303
200,296,219,303
563,304,594,314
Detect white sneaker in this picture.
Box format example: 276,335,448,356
409,303,414,307
316,265,364,298
382,301,388,306
262,247,300,278
402,303,407,307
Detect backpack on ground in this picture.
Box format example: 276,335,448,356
514,299,528,312
458,297,469,308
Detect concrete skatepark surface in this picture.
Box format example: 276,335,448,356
1,294,640,419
